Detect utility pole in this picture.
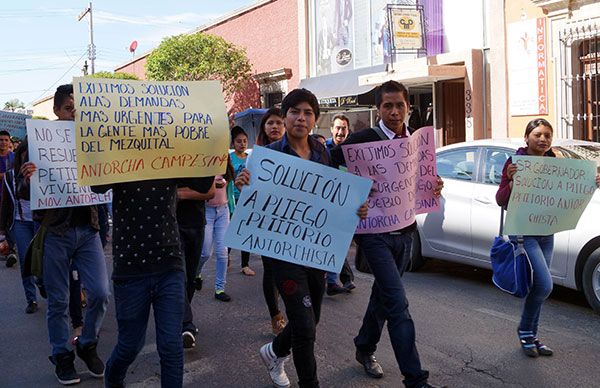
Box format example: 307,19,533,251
77,2,96,74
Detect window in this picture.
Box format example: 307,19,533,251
559,20,600,140
436,148,476,181
482,148,511,185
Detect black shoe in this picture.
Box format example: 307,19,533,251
534,338,553,356
76,342,104,378
327,283,350,296
182,330,196,349
5,253,17,268
417,384,446,388
343,281,356,291
194,276,203,291
50,351,80,385
37,283,47,299
215,291,232,302
25,301,38,314
355,350,383,378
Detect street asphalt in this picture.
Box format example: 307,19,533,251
1,243,599,387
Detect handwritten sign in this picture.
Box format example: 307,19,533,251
0,110,30,139
73,77,230,185
342,126,439,234
504,155,597,235
224,146,372,273
26,119,112,210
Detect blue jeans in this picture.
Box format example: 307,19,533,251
43,226,109,356
354,232,429,388
519,235,554,335
105,271,185,388
198,204,229,292
11,220,38,304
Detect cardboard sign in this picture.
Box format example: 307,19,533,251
0,111,30,139
504,155,597,235
73,77,230,185
342,126,439,233
26,120,112,210
224,146,372,273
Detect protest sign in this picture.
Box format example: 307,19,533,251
224,146,372,273
342,126,439,234
0,110,30,139
27,119,112,210
504,155,597,235
73,77,230,185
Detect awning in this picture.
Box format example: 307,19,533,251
358,64,465,87
298,65,386,100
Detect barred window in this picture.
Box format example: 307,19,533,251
559,21,600,142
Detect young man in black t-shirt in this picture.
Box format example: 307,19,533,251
93,177,212,387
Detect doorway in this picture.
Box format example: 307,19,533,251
441,81,466,145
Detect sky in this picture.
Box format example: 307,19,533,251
0,0,256,109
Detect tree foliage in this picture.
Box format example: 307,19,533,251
145,33,252,99
3,98,25,111
88,71,139,80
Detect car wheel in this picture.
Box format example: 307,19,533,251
582,252,600,314
408,231,426,272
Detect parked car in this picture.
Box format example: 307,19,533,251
413,138,600,313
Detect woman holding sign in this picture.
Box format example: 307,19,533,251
257,108,288,335
496,118,600,358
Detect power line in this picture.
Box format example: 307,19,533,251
28,51,88,105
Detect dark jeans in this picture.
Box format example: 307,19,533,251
179,226,205,332
43,226,109,356
354,232,429,388
262,256,280,318
11,220,38,304
105,270,185,388
241,250,250,268
271,260,325,388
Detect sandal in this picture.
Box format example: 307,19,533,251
241,266,256,276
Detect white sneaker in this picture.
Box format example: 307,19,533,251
259,342,290,388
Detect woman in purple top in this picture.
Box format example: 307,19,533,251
496,118,600,358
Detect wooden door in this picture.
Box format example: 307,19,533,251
441,81,466,145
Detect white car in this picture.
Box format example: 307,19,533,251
413,138,600,313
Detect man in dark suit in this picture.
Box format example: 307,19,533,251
330,80,443,388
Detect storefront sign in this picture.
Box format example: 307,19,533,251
389,7,425,51
318,95,358,108
508,18,548,116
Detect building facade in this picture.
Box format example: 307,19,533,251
302,0,495,147
501,0,600,141
115,0,304,124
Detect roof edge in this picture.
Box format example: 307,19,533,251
114,0,276,71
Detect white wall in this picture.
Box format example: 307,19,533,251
442,0,486,52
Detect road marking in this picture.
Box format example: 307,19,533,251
475,308,519,323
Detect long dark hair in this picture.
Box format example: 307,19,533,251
224,155,235,182
257,107,283,146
